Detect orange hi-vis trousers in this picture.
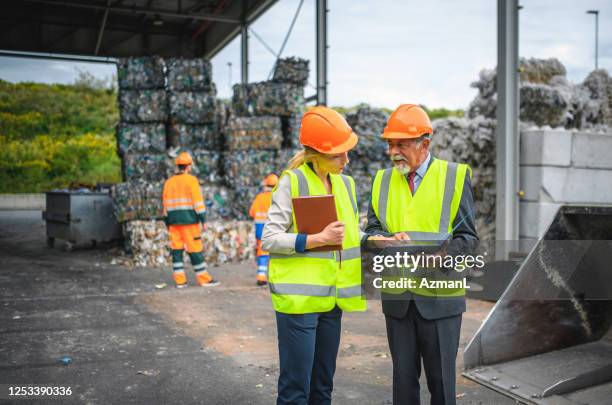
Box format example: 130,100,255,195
168,224,211,285
169,223,203,253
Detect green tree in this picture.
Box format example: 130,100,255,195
0,79,120,192
420,105,464,120
0,79,118,140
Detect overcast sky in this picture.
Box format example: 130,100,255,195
0,0,610,110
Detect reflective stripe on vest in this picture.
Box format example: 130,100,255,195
340,175,358,215
166,198,193,204
269,283,363,299
270,246,361,262
270,283,336,297
337,285,363,298
167,206,194,212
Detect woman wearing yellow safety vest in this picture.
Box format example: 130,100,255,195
261,106,366,404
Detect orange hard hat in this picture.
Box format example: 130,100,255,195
176,152,193,165
299,106,358,154
262,173,279,187
382,104,433,139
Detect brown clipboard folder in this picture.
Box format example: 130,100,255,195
292,195,342,252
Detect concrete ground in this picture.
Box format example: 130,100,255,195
0,211,514,404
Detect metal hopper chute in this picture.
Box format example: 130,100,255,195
463,205,612,405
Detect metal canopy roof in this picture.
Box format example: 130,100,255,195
0,0,277,60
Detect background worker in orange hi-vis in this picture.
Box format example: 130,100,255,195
162,152,219,288
248,173,278,286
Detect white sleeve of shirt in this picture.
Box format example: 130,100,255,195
261,175,298,255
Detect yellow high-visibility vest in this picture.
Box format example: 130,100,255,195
269,163,366,314
371,159,470,297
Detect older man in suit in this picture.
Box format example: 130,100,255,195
364,104,478,404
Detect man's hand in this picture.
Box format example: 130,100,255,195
366,234,396,249
368,235,394,241
393,232,411,241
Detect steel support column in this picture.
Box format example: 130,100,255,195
241,23,248,84
316,0,327,106
495,0,520,259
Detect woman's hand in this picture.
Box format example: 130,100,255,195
306,221,345,249
319,221,345,245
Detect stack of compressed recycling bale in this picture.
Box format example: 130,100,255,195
166,58,222,175
232,81,304,116
167,123,219,150
272,57,308,149
116,123,166,156
111,180,164,222
116,57,168,183
112,57,258,267
164,58,229,224
186,150,222,184
202,221,255,264
223,149,282,220
431,116,497,239
226,57,309,219
122,220,169,266
201,184,234,221
122,154,167,183
431,58,612,240
582,69,612,127
113,57,167,226
466,57,610,130
272,57,310,86
281,113,303,149
123,220,254,267
343,106,390,212
225,116,283,150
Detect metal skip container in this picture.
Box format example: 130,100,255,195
463,205,612,405
42,191,121,251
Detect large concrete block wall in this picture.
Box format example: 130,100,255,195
519,130,612,239
0,194,45,210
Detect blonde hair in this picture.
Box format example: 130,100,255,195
287,146,322,170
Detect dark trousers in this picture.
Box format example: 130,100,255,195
275,306,342,405
385,302,462,405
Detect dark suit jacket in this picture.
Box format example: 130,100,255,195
363,156,479,320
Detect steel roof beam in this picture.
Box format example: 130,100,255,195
23,0,241,24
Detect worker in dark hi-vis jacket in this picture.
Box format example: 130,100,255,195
162,152,219,288
365,104,478,405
